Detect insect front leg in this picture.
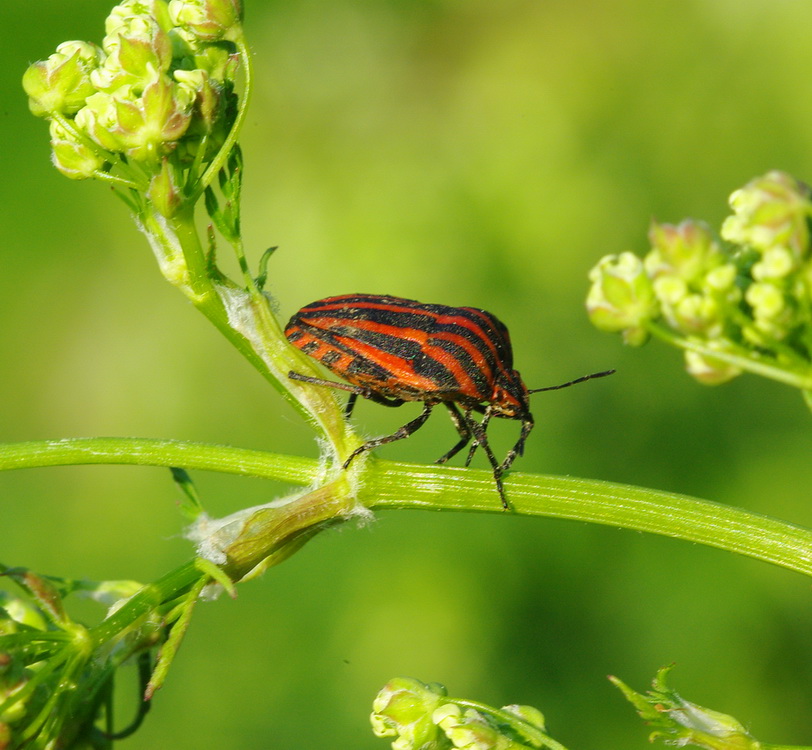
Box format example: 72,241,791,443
501,415,535,473
461,410,510,511
343,402,434,470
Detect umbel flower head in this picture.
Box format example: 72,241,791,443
22,0,243,210
586,171,812,392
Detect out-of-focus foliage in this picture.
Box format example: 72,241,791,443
3,1,812,748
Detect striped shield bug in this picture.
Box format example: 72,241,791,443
284,294,613,510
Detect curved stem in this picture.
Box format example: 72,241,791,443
192,35,253,201
0,437,319,486
363,460,812,579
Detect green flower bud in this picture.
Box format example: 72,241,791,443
370,678,448,750
586,252,658,346
745,281,785,322
105,0,174,39
751,246,795,281
684,349,742,386
74,91,126,152
721,171,812,259
175,68,219,133
23,41,103,117
434,704,504,749
703,263,737,293
644,220,717,283
499,705,545,732
49,119,106,180
671,293,722,337
113,19,173,79
169,0,243,42
113,75,194,163
147,158,183,216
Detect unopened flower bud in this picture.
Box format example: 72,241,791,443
433,704,505,749
370,678,447,750
586,252,657,346
745,281,785,322
105,0,174,39
114,75,194,163
721,171,812,258
169,0,243,42
645,220,717,282
703,263,737,293
147,159,183,216
23,41,103,117
752,246,795,281
49,120,106,180
684,349,742,386
75,91,125,152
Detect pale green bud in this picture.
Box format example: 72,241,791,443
169,0,243,42
721,171,812,259
586,252,657,346
75,91,127,152
175,68,219,133
49,119,106,180
147,159,183,216
499,705,545,732
112,19,173,79
745,281,785,321
644,220,717,282
370,678,447,750
672,293,722,337
23,41,103,117
703,263,737,293
113,75,194,163
434,705,504,749
752,246,795,281
105,0,173,39
652,275,687,306
684,349,742,386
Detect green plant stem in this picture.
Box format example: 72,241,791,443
363,461,812,579
2,438,812,580
0,437,318,485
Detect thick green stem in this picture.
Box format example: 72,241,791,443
2,437,812,581
0,437,318,485
363,460,812,579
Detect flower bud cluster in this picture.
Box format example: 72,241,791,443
587,171,812,385
23,0,242,185
370,678,549,749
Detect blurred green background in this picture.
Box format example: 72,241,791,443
4,0,812,746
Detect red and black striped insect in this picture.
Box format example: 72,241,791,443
285,293,613,509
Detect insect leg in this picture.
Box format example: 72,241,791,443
464,409,493,467
436,402,473,464
343,403,434,469
461,410,510,510
501,415,535,473
344,393,359,419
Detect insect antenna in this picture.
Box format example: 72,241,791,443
527,369,615,394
